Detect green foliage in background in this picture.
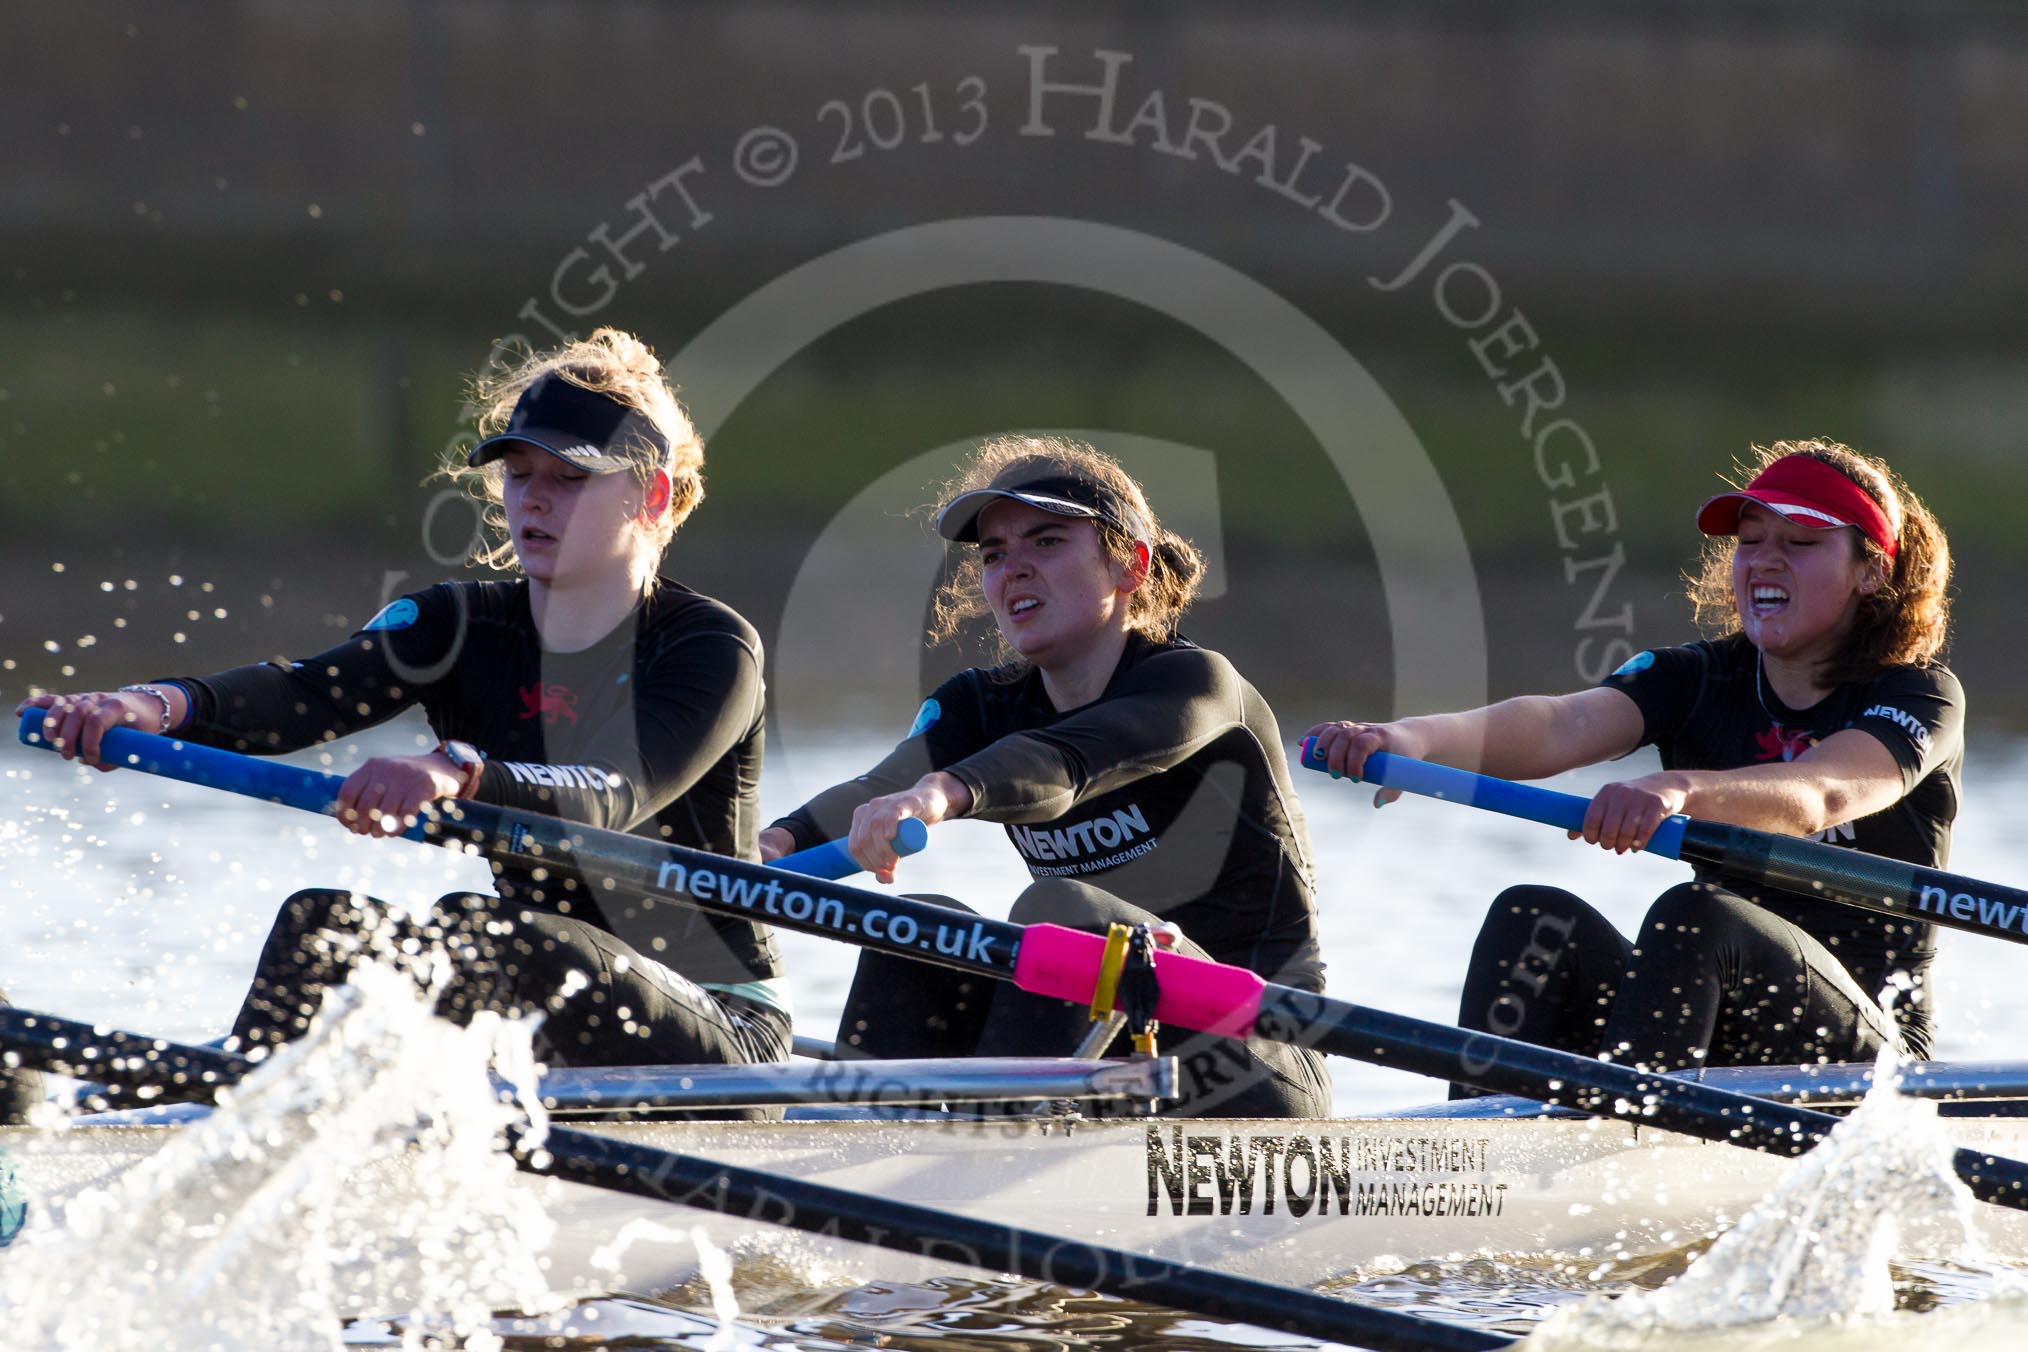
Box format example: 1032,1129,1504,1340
1,307,2016,567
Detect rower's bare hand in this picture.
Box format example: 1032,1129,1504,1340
336,755,463,838
848,773,968,883
1301,720,1422,807
15,690,161,771
757,826,794,863
849,793,931,884
1578,772,1689,854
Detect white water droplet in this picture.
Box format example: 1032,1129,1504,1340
0,961,558,1347
1541,1032,1992,1340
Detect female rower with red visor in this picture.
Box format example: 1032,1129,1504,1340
761,436,1332,1118
19,329,788,1105
1307,440,1959,1077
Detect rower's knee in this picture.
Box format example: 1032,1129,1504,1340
259,888,400,971
1642,881,1747,936
1008,877,1123,929
1484,884,1591,929
482,912,587,1006
276,887,368,935
1478,887,1591,970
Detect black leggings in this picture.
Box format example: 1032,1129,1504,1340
231,889,791,1119
1453,882,1903,1094
836,878,1333,1119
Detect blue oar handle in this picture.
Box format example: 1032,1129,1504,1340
774,817,929,880
1298,737,1688,859
18,709,435,841
18,710,923,875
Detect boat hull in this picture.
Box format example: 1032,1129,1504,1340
8,1110,2028,1310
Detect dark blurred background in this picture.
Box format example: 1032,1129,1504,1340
4,0,2025,728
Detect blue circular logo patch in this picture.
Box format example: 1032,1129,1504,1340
363,598,420,632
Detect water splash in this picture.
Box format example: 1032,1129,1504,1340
587,1217,747,1350
1533,1292,2028,1352
1537,1029,1993,1344
694,1226,745,1352
0,959,558,1350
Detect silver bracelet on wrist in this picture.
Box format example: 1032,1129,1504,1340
118,684,175,735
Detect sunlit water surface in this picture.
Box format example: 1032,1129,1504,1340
3,720,2028,1350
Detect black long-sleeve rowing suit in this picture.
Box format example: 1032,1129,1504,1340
167,577,789,1081
1456,633,1963,1083
772,632,1333,1117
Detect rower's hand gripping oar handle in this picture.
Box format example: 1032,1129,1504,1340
16,713,1247,1029
1298,737,1689,857
16,711,923,881
773,818,928,880
1298,735,2028,952
18,708,425,834
27,716,2028,1215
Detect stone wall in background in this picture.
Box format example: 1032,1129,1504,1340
8,0,2027,334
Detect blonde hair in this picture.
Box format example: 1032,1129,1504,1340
1687,438,1952,682
927,436,1206,661
439,327,704,575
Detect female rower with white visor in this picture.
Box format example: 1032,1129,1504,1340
761,436,1333,1118
20,330,788,1111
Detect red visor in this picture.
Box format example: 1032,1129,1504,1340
1695,454,1897,558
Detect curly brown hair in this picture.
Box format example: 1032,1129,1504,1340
1687,439,1951,683
437,327,705,578
928,436,1206,662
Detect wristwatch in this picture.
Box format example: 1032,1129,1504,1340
435,739,486,798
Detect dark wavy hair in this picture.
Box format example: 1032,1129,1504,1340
928,436,1206,663
1687,439,1952,683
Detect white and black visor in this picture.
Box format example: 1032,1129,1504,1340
936,474,1144,543
467,371,670,475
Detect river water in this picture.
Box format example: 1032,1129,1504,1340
3,718,2027,1348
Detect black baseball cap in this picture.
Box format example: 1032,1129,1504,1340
936,472,1147,543
466,371,671,474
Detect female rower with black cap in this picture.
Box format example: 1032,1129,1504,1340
1307,439,1959,1078
19,329,788,1099
759,436,1332,1118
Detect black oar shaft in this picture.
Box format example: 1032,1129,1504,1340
1265,988,1840,1155
27,724,2028,1219
1257,986,2028,1210
535,1124,1509,1352
0,1004,1504,1352
0,1007,246,1104
47,794,2028,1212
426,805,2028,1214
12,711,1030,988
429,799,1035,978
1300,746,2028,951
1681,821,2028,948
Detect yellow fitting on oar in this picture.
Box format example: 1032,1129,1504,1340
1088,922,1133,1022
